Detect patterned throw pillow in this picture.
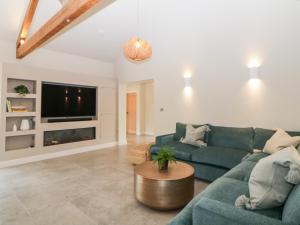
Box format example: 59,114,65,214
235,146,300,210
180,124,210,147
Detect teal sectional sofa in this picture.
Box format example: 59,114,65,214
150,123,300,225
151,123,255,181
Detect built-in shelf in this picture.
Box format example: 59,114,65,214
5,147,36,152
5,134,35,151
5,112,37,117
7,93,37,99
5,130,36,137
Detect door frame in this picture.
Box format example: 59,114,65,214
118,79,155,145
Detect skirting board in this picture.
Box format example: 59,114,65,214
136,132,154,136
0,142,117,169
118,140,128,146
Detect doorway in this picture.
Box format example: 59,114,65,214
126,93,137,134
125,80,155,144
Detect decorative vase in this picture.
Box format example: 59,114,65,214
20,119,30,131
12,123,18,132
159,160,169,172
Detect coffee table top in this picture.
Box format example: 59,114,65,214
134,161,194,181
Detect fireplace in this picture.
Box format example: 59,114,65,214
44,127,96,146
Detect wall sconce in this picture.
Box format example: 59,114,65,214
184,72,192,96
184,76,191,88
247,58,262,90
249,67,259,79
248,58,261,80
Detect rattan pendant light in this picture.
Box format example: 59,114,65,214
123,0,152,62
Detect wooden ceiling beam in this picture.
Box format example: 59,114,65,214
16,0,39,48
16,0,101,59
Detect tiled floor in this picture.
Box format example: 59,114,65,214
0,135,209,225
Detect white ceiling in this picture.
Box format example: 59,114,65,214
0,0,300,63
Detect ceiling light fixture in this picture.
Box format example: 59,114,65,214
124,0,152,62
20,38,25,46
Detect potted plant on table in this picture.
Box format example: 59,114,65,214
153,146,176,172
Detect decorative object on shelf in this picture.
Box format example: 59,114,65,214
153,146,176,171
6,100,12,112
11,105,28,112
20,119,30,131
12,123,18,132
14,84,30,96
123,0,152,62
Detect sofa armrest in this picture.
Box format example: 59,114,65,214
193,198,286,225
155,133,175,145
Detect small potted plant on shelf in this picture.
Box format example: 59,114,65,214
14,85,30,96
153,146,176,172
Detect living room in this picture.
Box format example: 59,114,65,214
1,0,300,225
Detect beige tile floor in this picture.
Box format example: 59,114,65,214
0,135,209,225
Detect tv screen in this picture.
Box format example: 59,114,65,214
41,82,96,118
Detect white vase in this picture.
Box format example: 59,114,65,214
20,119,30,131
13,123,18,132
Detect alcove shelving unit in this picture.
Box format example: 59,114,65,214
4,78,37,151
0,63,117,164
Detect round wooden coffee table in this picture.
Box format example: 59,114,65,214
134,161,194,210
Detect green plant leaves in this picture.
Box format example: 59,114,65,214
14,85,30,95
153,145,177,166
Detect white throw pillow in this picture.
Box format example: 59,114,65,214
181,139,207,147
180,124,210,147
263,129,300,154
235,146,300,210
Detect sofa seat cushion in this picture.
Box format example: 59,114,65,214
243,152,269,163
200,177,283,220
151,141,199,161
224,160,257,182
201,177,249,204
191,146,248,169
282,185,300,224
208,125,254,151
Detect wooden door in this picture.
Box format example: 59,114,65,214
127,93,137,134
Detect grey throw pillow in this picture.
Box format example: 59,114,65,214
180,124,210,147
235,146,300,210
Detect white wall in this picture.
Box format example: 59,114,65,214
0,40,114,78
116,0,300,135
144,82,154,135
0,39,115,126
0,40,117,160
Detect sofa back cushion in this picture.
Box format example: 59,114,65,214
208,125,254,151
174,122,208,141
174,123,186,141
254,128,300,150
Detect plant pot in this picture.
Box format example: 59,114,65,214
159,160,169,172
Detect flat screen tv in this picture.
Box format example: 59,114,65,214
41,82,96,118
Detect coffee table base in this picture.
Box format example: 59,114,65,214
134,173,194,210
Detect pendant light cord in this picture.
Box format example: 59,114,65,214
137,0,140,38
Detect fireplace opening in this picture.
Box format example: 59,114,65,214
44,127,96,146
